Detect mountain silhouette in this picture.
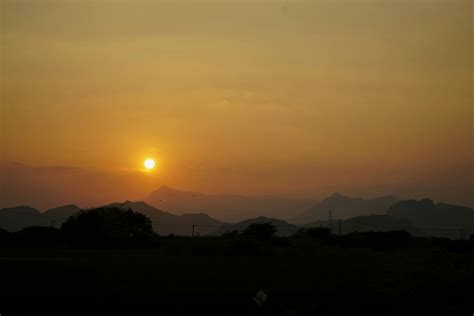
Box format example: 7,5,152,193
211,216,298,236
387,199,474,229
293,193,399,223
0,201,225,236
107,200,226,236
0,206,48,231
43,204,82,227
2,196,472,239
146,186,314,222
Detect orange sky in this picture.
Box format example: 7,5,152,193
1,0,473,209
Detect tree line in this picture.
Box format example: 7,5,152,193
0,206,473,252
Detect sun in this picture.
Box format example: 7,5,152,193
144,159,155,170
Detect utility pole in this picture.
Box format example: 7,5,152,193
192,224,196,237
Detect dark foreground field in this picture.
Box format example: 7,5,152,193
1,235,473,316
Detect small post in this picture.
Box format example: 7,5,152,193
51,220,56,228
192,224,196,237
338,220,342,236
460,229,464,240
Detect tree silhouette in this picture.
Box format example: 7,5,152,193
242,223,277,240
61,206,153,245
222,229,239,238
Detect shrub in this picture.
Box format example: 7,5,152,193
61,206,153,246
242,223,277,241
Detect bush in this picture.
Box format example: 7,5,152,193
242,223,277,241
61,206,153,246
221,229,239,238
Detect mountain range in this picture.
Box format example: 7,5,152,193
211,216,299,236
292,193,399,223
42,204,82,227
0,201,226,236
145,186,314,222
0,206,49,231
1,189,473,239
107,201,225,236
388,199,474,229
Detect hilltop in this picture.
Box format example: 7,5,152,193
292,193,399,223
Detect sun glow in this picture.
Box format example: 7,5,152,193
144,159,155,170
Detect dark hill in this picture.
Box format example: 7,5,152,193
211,216,298,236
146,186,313,222
293,193,399,223
0,206,48,231
387,199,474,232
43,204,82,227
303,215,416,235
108,201,226,236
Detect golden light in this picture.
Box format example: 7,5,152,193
144,159,155,170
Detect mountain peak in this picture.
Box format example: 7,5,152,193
0,205,41,215
156,185,177,192
294,194,401,223
420,198,434,205
117,200,151,208
49,204,80,210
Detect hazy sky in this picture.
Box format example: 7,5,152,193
1,0,473,209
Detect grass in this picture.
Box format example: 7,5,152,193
0,236,473,315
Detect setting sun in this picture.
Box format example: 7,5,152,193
144,159,155,170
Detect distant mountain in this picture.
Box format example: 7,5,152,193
292,193,399,223
145,186,314,222
0,201,226,236
387,198,474,230
211,216,298,236
108,200,226,236
0,206,48,231
43,204,82,227
108,200,177,222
